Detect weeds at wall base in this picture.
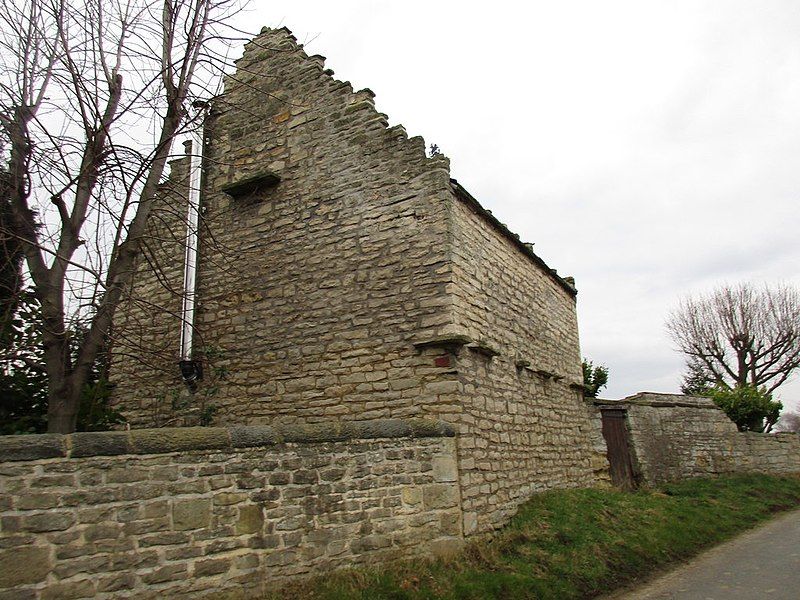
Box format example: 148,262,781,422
268,474,800,600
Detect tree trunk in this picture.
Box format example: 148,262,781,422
39,293,79,433
46,390,79,433
45,368,80,433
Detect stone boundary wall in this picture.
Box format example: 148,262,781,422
602,393,800,485
0,420,461,600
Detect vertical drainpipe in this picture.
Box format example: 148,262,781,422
179,106,207,386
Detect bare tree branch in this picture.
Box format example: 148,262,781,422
667,283,800,396
1,0,242,432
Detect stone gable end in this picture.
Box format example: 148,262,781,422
111,26,608,536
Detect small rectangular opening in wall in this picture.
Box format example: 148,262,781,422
221,171,281,199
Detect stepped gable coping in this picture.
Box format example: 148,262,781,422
230,27,576,298
0,418,455,462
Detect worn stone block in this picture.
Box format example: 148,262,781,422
291,470,318,485
70,431,130,457
83,523,121,541
0,434,65,462
137,531,191,547
16,492,61,510
96,573,137,593
0,546,51,587
214,492,247,506
0,588,36,600
194,557,232,577
430,536,464,559
236,504,264,534
142,500,169,519
53,555,110,579
462,512,478,536
268,472,290,486
422,484,459,509
130,427,230,454
172,498,212,530
229,425,279,448
40,578,95,600
22,511,75,532
105,467,148,483
141,563,188,584
263,549,296,567
432,456,458,482
401,486,422,506
29,473,76,487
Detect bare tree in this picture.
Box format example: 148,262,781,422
0,0,241,433
666,283,800,395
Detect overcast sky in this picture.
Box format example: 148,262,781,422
234,1,800,411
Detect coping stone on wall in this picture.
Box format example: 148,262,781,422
595,392,718,410
71,431,131,457
0,418,456,462
0,433,66,461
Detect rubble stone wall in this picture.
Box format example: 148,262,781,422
614,393,800,485
0,420,461,600
447,190,607,534
111,27,459,428
110,26,610,540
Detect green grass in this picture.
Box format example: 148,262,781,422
268,474,800,600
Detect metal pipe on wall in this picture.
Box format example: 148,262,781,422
179,110,206,384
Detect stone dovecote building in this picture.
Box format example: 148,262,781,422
112,26,609,534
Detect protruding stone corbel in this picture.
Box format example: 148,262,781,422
413,334,472,354
467,341,500,359
221,170,281,199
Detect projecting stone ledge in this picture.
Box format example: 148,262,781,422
467,341,501,358
220,170,281,198
0,418,455,462
413,334,472,352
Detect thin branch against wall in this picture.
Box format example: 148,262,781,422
0,0,247,433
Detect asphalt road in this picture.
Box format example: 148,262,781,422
607,508,800,600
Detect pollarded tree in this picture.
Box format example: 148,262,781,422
666,283,800,395
0,0,241,433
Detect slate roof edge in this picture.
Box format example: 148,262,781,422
450,179,578,297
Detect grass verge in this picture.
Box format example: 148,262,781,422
269,474,800,600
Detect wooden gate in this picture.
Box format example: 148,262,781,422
600,407,636,489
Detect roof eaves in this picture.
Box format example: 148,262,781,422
450,179,577,297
